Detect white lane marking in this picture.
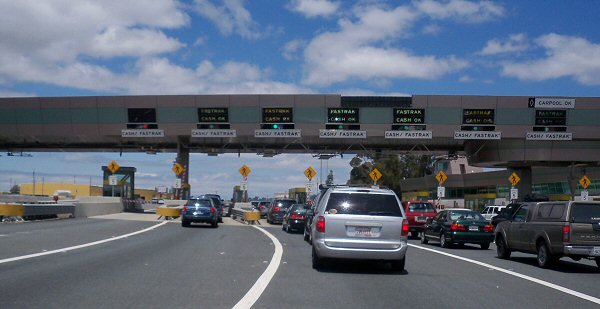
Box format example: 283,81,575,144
409,244,600,305
233,225,283,309
0,221,168,265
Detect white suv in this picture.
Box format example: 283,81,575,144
481,205,506,221
307,186,409,271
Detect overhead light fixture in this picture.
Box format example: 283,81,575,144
313,153,337,160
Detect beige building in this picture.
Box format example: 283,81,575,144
20,182,162,201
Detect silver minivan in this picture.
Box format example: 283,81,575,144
307,186,409,271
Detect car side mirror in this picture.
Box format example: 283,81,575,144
306,209,314,216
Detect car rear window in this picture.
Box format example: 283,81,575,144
186,199,212,207
289,205,307,214
274,200,295,208
407,202,435,212
325,193,402,217
450,211,485,221
570,203,600,223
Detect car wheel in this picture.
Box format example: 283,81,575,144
480,242,490,250
536,241,556,268
211,220,218,228
304,229,310,241
496,236,511,259
218,217,223,223
440,233,450,248
595,258,600,269
391,257,405,272
282,223,286,231
420,232,428,244
286,224,291,233
312,246,323,270
410,231,419,239
181,220,190,227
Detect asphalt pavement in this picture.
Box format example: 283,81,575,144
1,214,599,309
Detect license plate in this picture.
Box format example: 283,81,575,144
594,247,600,255
355,227,373,237
416,217,427,222
469,226,479,231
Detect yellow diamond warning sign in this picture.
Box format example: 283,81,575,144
239,164,251,178
172,163,184,176
580,175,591,189
435,171,448,185
509,172,521,186
304,166,316,181
108,160,120,174
370,168,382,183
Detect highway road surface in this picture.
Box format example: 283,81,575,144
2,214,600,309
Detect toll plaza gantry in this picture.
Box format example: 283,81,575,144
1,94,599,200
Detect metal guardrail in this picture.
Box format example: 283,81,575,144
0,203,75,221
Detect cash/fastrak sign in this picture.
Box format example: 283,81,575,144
528,98,575,109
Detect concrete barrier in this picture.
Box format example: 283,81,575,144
156,207,181,219
73,197,122,217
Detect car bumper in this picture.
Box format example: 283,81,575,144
408,224,425,232
269,215,284,223
314,239,408,260
182,214,215,223
287,220,305,230
448,232,494,243
564,245,600,257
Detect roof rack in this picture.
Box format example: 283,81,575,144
318,184,389,190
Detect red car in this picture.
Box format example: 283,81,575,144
404,201,437,238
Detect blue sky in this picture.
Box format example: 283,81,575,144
1,1,599,197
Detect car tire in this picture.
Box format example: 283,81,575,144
480,242,490,250
440,233,450,248
282,223,286,231
411,231,419,239
211,220,218,228
304,229,310,241
218,217,223,223
286,224,291,233
391,257,405,272
312,247,323,270
496,236,511,259
595,258,600,269
181,220,190,227
537,241,557,268
420,232,428,244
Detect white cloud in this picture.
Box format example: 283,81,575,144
479,33,529,55
282,39,306,60
193,0,263,39
414,0,505,23
459,75,473,82
302,4,468,86
89,27,185,58
287,0,340,18
501,33,600,86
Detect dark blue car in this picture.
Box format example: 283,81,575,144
181,198,218,228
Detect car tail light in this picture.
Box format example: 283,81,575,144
183,206,187,212
316,216,325,233
483,224,494,232
211,207,215,214
563,225,570,242
273,207,281,212
451,224,466,231
401,219,409,236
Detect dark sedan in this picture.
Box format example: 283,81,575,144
181,198,218,228
421,209,494,249
282,204,307,233
266,199,295,224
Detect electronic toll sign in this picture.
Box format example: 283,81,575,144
454,108,500,140
192,107,235,137
258,107,297,134
385,108,432,139
461,109,495,131
325,108,360,130
535,110,566,126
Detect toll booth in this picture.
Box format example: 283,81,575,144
289,187,307,204
101,166,136,199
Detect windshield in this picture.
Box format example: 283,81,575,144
571,203,600,223
450,211,485,221
408,202,435,212
274,200,295,208
325,193,402,217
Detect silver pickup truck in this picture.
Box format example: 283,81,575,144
495,201,600,268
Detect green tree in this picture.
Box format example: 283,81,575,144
9,185,20,194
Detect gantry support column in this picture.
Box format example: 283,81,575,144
177,136,191,200
511,167,532,202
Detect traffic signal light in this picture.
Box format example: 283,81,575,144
391,124,427,131
325,124,360,130
126,123,158,129
197,123,231,129
260,123,295,129
532,126,567,132
460,125,495,131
